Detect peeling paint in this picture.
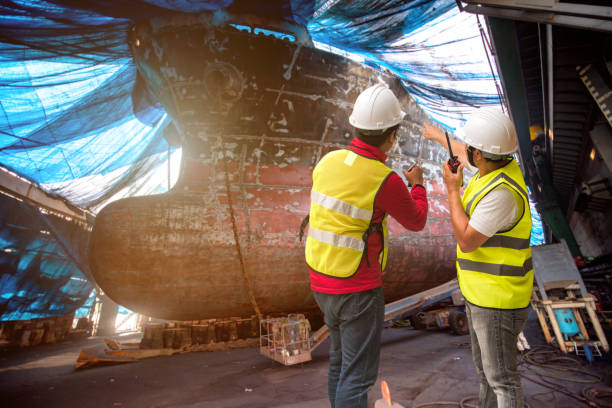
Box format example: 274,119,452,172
91,16,458,321
283,44,301,81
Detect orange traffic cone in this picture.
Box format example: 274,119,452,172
374,380,405,408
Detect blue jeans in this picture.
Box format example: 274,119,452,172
466,302,529,408
313,287,385,408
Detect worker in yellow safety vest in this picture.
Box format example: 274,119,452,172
304,83,428,408
421,108,533,408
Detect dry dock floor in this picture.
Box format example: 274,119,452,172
1,313,611,407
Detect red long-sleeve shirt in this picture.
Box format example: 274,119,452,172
309,138,428,294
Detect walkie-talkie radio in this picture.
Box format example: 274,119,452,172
445,131,460,173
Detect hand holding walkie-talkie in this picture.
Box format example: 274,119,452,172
445,131,460,173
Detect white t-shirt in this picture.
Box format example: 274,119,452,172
468,185,522,237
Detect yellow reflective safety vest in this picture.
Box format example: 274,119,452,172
305,149,393,278
457,159,534,309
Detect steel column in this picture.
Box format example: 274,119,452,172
486,16,582,256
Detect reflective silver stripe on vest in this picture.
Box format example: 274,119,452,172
480,236,531,249
311,190,372,220
308,226,365,251
457,258,533,277
465,173,528,215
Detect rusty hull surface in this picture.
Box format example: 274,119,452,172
90,12,458,320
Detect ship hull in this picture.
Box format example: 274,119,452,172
90,13,456,320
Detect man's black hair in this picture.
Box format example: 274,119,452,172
355,124,399,148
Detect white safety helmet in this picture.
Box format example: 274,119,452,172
349,83,405,131
456,107,518,155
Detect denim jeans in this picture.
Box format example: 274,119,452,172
313,287,385,408
465,302,529,408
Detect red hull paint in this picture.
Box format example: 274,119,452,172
91,160,456,320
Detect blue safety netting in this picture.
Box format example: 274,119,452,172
1,0,502,210
0,190,92,321
529,188,545,246
74,289,96,319
0,0,505,321
306,1,502,127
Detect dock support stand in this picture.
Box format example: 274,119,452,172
531,292,610,355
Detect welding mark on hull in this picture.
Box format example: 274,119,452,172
335,82,355,96
283,99,295,112
320,118,333,143
207,34,229,53
313,118,334,165
432,200,450,215
274,84,285,105
267,112,289,133
251,148,263,160
283,45,302,81
152,39,164,62
161,66,179,81
264,88,352,110
253,136,265,183
272,91,296,119
238,143,252,248
303,74,336,86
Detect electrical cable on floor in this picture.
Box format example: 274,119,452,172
388,315,608,406
529,389,559,407
520,372,599,407
412,342,608,407
522,347,601,384
519,345,610,407
582,387,612,408
413,396,532,408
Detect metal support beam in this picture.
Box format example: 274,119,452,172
486,16,582,257
464,0,612,19
589,123,612,171
0,166,93,223
461,1,612,32
547,24,554,168
578,64,612,128
0,166,98,287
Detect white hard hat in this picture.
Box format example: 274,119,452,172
456,107,518,155
349,84,405,131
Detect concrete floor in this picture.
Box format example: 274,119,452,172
1,313,610,408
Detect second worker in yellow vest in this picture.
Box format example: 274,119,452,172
421,108,533,408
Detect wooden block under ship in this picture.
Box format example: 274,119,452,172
89,10,457,321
